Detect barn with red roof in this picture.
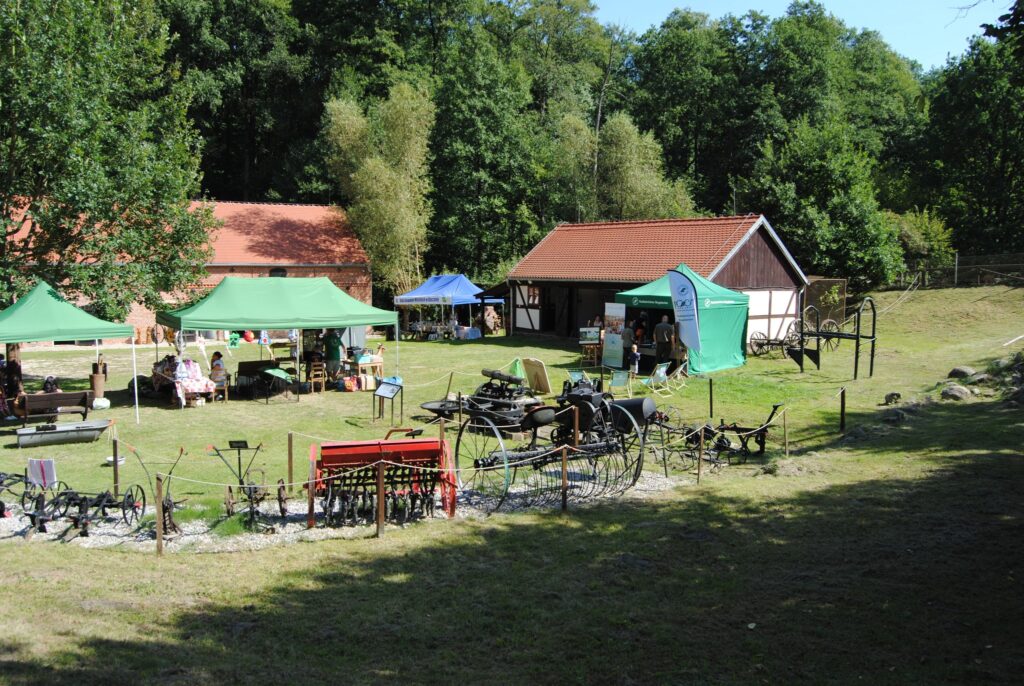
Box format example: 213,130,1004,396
507,214,807,342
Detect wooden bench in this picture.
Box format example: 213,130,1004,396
23,391,91,427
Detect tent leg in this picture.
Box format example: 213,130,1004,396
132,339,140,425
394,324,400,373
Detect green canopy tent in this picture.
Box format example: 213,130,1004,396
0,281,139,423
157,276,400,371
615,263,749,374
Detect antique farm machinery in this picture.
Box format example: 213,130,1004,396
789,298,878,379
420,368,541,421
0,471,70,518
24,483,145,536
748,321,802,357
208,441,286,531
312,428,457,526
648,402,784,473
455,377,653,512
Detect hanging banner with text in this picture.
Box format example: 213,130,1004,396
602,302,626,368
668,270,701,352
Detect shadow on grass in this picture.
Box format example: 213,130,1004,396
2,437,1022,683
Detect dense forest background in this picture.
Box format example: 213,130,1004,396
156,0,1024,293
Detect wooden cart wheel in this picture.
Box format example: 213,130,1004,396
121,484,146,526
749,331,769,356
820,319,841,351
783,320,802,349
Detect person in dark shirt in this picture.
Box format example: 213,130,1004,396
653,315,675,364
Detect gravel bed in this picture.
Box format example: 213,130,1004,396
0,469,683,553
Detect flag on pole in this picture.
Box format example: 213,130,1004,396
668,269,701,352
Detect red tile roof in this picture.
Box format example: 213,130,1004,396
509,215,762,283
197,201,368,266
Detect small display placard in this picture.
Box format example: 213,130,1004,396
228,440,249,449
374,382,402,399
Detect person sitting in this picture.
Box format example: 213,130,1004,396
41,376,62,393
3,361,25,419
209,351,229,399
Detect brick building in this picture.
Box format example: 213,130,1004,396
123,201,371,341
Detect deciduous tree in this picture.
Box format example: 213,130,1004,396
0,0,215,319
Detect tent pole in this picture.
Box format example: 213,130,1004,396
95,339,99,363
395,324,400,373
131,338,140,425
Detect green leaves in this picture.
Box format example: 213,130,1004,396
744,116,903,288
0,0,214,318
323,82,435,294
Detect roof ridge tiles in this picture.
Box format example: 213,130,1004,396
196,200,337,208
555,214,760,229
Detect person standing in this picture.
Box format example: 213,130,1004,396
324,329,344,380
621,320,635,366
653,314,675,364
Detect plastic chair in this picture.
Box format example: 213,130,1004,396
608,370,632,398
641,362,673,398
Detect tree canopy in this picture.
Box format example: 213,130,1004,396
0,0,215,318
6,0,1020,297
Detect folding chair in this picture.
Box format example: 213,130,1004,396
566,369,590,385
607,369,632,398
666,359,688,391
641,362,673,398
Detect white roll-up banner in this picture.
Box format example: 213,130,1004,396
668,269,701,352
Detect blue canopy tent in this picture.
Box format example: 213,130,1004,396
394,275,504,306
395,275,504,337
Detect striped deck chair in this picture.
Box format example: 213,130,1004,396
641,362,673,398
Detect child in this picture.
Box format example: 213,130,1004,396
627,344,641,376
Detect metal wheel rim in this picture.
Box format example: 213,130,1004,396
455,415,510,508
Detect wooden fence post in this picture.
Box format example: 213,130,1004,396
708,378,714,419
696,427,703,485
573,405,580,447
112,438,120,497
783,411,789,459
840,387,847,434
376,462,386,538
155,475,164,557
306,444,316,529
287,431,294,494
561,447,568,513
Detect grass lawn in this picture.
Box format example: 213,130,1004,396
0,286,1021,684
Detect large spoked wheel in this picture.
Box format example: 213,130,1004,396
749,331,769,356
820,319,841,351
21,480,70,514
783,320,802,350
121,484,146,526
455,415,511,508
609,404,646,493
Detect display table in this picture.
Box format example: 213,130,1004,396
345,360,383,378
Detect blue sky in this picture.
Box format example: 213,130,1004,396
592,0,1012,70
